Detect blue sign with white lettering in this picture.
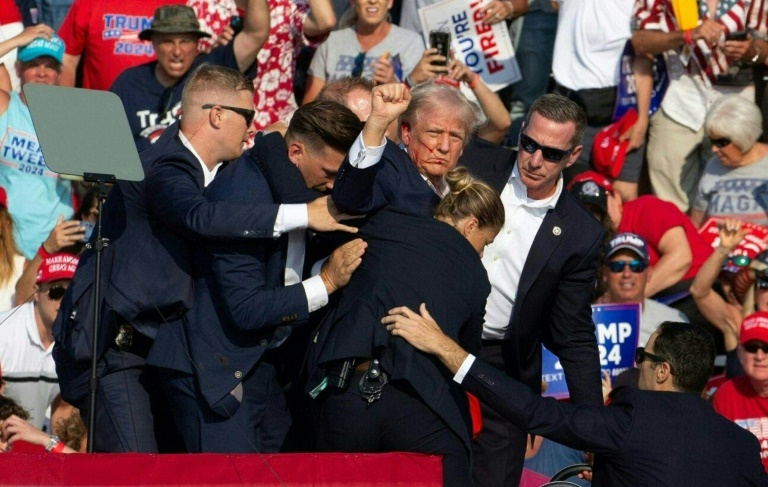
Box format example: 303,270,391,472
542,303,640,399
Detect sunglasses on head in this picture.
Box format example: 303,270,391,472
743,341,768,354
711,137,732,148
351,51,367,78
519,132,574,162
607,259,647,273
635,346,675,374
202,104,255,127
727,254,751,268
45,286,66,301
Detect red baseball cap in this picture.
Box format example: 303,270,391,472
0,186,7,209
567,170,614,192
740,311,768,345
591,108,638,179
36,253,79,284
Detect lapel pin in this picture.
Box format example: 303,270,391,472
553,226,561,236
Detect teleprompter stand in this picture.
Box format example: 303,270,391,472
24,84,143,453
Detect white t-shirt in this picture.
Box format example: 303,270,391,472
0,302,59,429
552,0,633,90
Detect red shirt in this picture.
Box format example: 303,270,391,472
618,196,713,281
713,375,768,472
57,0,185,91
0,0,22,25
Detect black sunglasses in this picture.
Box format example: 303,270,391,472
351,51,367,78
711,137,732,148
519,132,574,162
607,259,647,273
46,286,67,301
635,346,675,374
743,341,768,354
756,278,768,290
202,104,255,127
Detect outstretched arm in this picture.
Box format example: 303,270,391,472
232,0,270,72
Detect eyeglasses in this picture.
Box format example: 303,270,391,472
606,259,648,273
351,51,367,78
519,133,574,162
756,278,768,290
202,104,255,127
711,137,732,148
45,286,67,301
743,341,768,354
635,346,675,374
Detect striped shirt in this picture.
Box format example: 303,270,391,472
0,302,59,430
633,0,749,83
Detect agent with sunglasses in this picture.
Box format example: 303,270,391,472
713,311,768,472
601,233,688,347
383,309,767,486
691,94,768,228
0,252,78,431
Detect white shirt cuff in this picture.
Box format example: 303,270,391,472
302,275,329,312
348,132,386,168
453,354,476,384
274,204,309,237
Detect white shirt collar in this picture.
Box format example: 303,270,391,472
178,131,222,187
509,164,562,209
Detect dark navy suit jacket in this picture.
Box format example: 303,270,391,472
309,207,490,454
332,139,441,216
53,124,280,402
463,358,766,486
146,132,310,415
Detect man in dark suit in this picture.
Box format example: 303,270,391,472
330,82,603,485
384,314,767,486
53,66,357,453
146,100,366,452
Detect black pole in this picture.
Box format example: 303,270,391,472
84,173,114,453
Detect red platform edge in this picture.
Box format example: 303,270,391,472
0,452,443,486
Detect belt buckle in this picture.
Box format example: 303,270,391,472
358,359,387,405
114,323,134,352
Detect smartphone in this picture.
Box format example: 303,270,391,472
726,31,748,41
230,15,244,36
429,30,450,66
80,221,94,242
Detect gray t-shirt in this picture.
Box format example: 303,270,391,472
693,152,768,227
308,25,424,83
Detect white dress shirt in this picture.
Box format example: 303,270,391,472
481,166,562,339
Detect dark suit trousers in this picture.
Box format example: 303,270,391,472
313,371,470,487
75,347,181,453
157,354,291,453
473,342,527,487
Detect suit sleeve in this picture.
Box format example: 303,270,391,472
543,228,604,405
462,359,632,453
331,143,402,214
208,241,310,331
145,159,279,240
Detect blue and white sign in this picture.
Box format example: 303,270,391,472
542,303,640,399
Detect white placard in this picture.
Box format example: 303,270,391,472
418,0,521,92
